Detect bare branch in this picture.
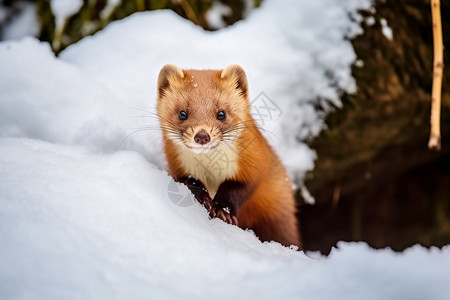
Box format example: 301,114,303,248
428,0,444,150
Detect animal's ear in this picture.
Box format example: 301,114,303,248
157,64,184,97
220,64,248,98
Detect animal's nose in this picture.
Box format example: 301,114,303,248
194,131,210,145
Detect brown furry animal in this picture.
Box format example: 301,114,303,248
157,64,301,248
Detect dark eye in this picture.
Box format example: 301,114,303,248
179,110,188,121
217,111,226,121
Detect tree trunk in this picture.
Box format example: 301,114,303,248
301,0,450,254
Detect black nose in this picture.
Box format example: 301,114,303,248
194,131,210,145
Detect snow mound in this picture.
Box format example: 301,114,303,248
1,138,449,299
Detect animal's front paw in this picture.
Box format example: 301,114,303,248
210,206,238,226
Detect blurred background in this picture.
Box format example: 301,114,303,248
0,0,262,53
1,0,449,254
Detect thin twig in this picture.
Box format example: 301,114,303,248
428,0,444,150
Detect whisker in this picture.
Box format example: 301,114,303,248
126,115,156,119
119,128,158,149
222,119,282,143
149,136,164,146
126,106,182,131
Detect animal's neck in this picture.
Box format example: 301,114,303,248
176,143,239,198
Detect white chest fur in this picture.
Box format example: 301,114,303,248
177,144,239,198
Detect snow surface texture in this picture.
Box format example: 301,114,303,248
1,0,449,298
1,138,449,299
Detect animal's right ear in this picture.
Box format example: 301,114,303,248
157,64,184,97
220,64,248,98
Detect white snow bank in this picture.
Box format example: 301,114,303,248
0,138,449,299
0,38,134,156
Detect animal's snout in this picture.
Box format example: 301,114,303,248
194,131,210,145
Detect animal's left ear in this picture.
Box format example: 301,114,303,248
220,64,248,98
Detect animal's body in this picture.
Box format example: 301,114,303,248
157,64,301,248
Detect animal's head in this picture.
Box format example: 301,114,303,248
156,64,251,153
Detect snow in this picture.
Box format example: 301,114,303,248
1,0,449,298
365,15,376,26
355,59,365,68
0,38,125,154
50,0,83,31
1,138,449,299
1,1,39,41
380,18,393,41
205,1,232,29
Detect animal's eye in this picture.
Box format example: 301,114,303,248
179,110,188,121
217,111,226,121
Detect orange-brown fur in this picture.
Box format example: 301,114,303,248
157,64,301,248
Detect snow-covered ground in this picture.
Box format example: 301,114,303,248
1,138,449,299
1,0,449,298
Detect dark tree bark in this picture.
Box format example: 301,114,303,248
301,0,450,254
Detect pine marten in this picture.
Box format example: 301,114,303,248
157,64,301,248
